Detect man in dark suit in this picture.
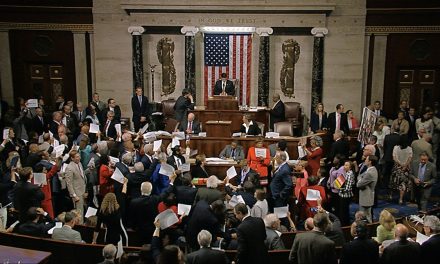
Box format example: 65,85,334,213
380,224,421,264
270,152,293,208
186,230,229,264
373,100,387,119
128,182,160,244
102,98,121,122
31,107,47,135
383,131,401,187
62,104,79,141
327,104,349,134
131,87,150,132
166,174,197,205
327,130,350,165
49,111,63,140
0,97,8,131
101,110,119,140
269,93,285,130
14,207,55,238
219,141,245,161
234,203,268,264
174,89,194,123
406,107,418,142
409,152,436,211
264,214,286,250
194,175,224,205
13,167,45,222
214,73,235,96
421,215,440,262
339,220,379,264
178,113,201,134
289,212,337,264
126,162,149,200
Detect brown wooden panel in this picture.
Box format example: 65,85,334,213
206,96,239,110
419,70,435,84
399,70,414,84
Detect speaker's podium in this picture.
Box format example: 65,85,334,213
207,96,239,110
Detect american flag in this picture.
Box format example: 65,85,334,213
204,34,252,105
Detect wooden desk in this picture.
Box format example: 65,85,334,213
191,109,269,132
207,96,238,110
205,121,232,137
0,245,51,264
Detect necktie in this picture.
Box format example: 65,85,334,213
78,164,84,178
79,112,82,121
187,121,192,131
418,164,425,182
104,120,110,134
222,81,226,92
336,114,340,130
40,116,44,125
138,96,142,105
231,149,235,158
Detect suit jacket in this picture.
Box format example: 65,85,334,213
240,121,261,136
390,119,409,135
289,230,337,264
327,138,350,162
32,115,47,135
383,133,401,162
236,216,268,264
126,171,149,199
269,163,293,200
15,220,55,238
194,187,223,205
310,111,328,132
167,155,186,170
214,79,235,96
356,166,378,207
174,95,194,122
219,144,245,161
406,114,418,141
179,119,201,134
49,120,60,139
131,95,149,122
101,119,119,140
52,225,82,243
411,139,433,161
13,181,45,221
327,112,349,134
270,100,285,129
191,164,209,178
102,106,121,122
339,237,379,264
167,184,197,205
421,234,440,262
128,194,160,243
65,161,87,198
409,161,436,186
380,240,421,264
265,228,285,250
186,247,229,264
73,110,87,123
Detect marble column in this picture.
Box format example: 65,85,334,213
73,31,89,105
128,26,145,92
371,34,388,104
256,27,273,107
311,27,328,114
181,26,199,101
0,30,14,106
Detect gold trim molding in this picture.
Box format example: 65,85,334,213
366,26,440,34
0,22,93,33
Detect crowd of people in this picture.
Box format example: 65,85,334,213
0,90,439,263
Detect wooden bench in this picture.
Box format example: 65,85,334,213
0,231,142,264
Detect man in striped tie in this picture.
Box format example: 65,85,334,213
214,73,235,96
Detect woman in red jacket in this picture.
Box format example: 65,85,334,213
99,154,114,198
247,139,271,186
33,157,61,218
302,135,323,177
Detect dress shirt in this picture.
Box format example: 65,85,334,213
418,163,426,182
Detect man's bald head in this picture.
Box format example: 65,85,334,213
394,224,409,241
304,217,315,231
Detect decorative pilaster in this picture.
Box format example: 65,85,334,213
311,27,328,114
181,26,199,100
256,27,273,107
128,26,145,91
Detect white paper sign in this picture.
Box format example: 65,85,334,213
155,209,179,229
177,204,191,216
155,130,172,137
111,167,125,184
306,189,322,201
255,148,267,158
232,132,242,137
61,163,68,173
198,132,207,137
229,195,245,207
178,163,190,173
416,231,429,245
274,206,289,218
226,166,237,179
171,138,180,148
48,222,63,235
54,144,65,158
172,132,185,140
33,173,47,185
115,124,122,141
109,156,120,164
159,163,175,177
2,129,9,140
153,140,162,151
27,99,38,108
87,157,95,169
89,124,100,134
143,132,157,142
53,139,59,148
139,123,149,134
298,146,307,159
265,132,280,138
0,207,7,229
85,207,98,218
